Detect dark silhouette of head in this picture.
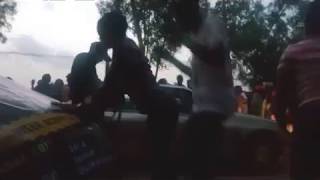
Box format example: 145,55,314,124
305,0,320,36
158,78,168,85
172,0,202,33
54,79,64,89
89,42,108,63
41,74,51,84
177,75,184,86
97,11,128,47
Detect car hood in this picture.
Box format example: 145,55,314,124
0,76,57,112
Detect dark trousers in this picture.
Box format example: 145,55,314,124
147,93,179,180
291,101,320,180
184,112,226,180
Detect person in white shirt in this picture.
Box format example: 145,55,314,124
172,0,235,179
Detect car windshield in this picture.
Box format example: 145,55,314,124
0,76,57,126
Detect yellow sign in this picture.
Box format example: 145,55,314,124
0,113,80,151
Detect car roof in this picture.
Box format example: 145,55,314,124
159,84,192,92
0,76,56,112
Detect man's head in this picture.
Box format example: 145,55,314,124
305,0,320,36
89,42,108,63
97,11,128,47
172,0,202,33
177,75,184,85
54,79,64,88
42,74,51,84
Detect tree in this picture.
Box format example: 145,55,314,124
213,0,310,87
0,0,17,43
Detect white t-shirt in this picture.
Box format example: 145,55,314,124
191,15,235,116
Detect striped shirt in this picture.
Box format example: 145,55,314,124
278,38,320,108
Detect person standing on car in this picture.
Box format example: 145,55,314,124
172,0,235,179
86,11,178,180
67,42,109,105
275,1,320,179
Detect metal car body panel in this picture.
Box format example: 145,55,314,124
0,76,112,180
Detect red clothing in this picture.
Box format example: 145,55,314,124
278,38,320,108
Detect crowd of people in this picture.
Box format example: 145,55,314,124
234,83,276,120
158,75,193,89
31,74,69,102
26,0,320,179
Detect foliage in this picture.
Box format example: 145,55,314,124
0,0,17,43
213,0,310,86
97,0,311,87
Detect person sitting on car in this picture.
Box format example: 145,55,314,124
67,42,110,105
84,11,179,180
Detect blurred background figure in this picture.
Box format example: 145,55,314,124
31,79,36,90
158,78,169,85
235,86,248,114
52,79,67,102
187,79,192,89
34,73,53,97
250,84,265,116
261,83,274,119
175,74,185,87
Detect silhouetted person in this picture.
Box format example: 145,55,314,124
67,43,109,105
52,79,65,101
31,79,36,90
158,78,169,85
275,1,320,179
175,74,185,87
235,86,248,114
35,74,53,97
85,12,178,179
187,79,192,89
250,85,264,116
173,0,234,179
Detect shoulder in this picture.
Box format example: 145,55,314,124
281,39,320,61
119,38,149,64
